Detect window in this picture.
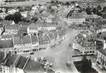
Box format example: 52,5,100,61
32,49,37,51
97,61,101,65
90,51,92,53
23,50,30,52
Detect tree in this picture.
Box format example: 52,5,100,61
80,56,92,73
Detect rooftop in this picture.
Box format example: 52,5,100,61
5,24,20,30
4,54,18,67
1,35,13,39
0,39,13,48
28,23,38,30
31,34,38,44
15,56,28,69
13,35,31,45
13,36,23,45
1,20,13,25
22,35,31,44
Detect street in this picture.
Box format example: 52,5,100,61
28,28,81,73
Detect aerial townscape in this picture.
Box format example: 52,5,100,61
0,0,106,73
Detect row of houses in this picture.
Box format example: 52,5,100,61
0,20,66,54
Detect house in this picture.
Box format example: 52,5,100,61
47,31,55,43
13,35,32,53
27,22,57,35
4,24,20,35
74,30,96,55
1,35,13,40
1,20,13,26
39,33,50,47
27,23,39,35
18,25,28,37
40,23,57,31
13,36,23,49
64,12,86,25
30,34,39,47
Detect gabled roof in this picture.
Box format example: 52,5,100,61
0,39,13,48
31,34,38,44
0,51,5,64
1,20,13,25
15,56,27,69
22,35,31,44
39,34,50,45
13,36,22,45
4,54,18,67
28,21,57,29
47,32,55,40
28,23,38,30
13,35,31,45
51,30,58,39
1,35,13,39
5,24,20,30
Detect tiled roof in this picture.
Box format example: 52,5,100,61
4,54,18,67
15,56,27,69
5,24,20,30
1,20,13,25
13,35,31,45
51,30,58,39
39,34,50,45
13,36,22,45
28,23,38,30
18,22,30,26
18,26,28,37
0,40,13,48
31,34,38,44
47,32,55,40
